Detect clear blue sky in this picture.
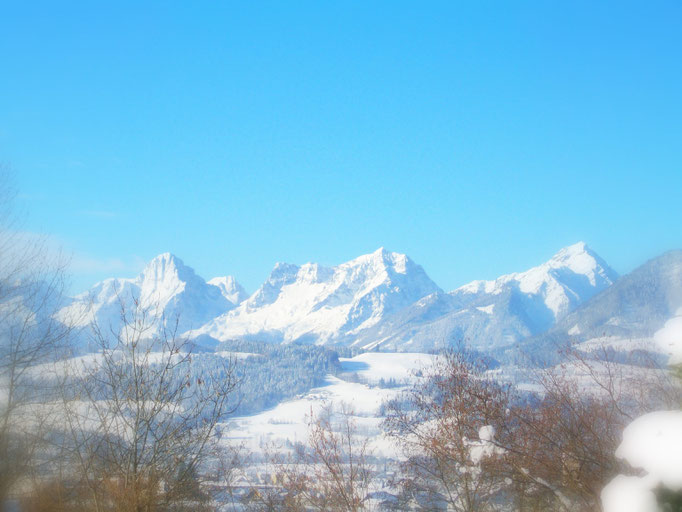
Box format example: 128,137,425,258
2,1,681,294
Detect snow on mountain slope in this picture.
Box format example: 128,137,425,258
61,243,617,354
208,276,248,306
352,242,618,352
61,253,241,343
192,248,442,345
512,250,682,364
573,307,682,369
455,242,617,319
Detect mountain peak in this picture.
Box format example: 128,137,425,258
149,251,181,263
138,252,196,286
143,252,184,271
208,276,248,306
550,241,592,264
268,262,300,281
198,248,441,344
555,240,589,255
453,242,618,325
61,253,234,344
546,242,617,284
346,247,412,274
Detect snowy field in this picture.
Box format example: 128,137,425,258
338,352,437,384
221,352,438,458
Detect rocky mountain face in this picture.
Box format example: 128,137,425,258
351,242,619,352
60,253,246,344
208,276,249,305
62,243,627,353
192,247,442,345
510,250,682,363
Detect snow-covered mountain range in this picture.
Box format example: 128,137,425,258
352,242,618,352
207,276,249,305
60,253,245,339
63,242,626,354
510,249,682,363
194,247,442,345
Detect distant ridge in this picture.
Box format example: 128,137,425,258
350,242,618,352
192,247,442,345
60,253,245,342
61,243,625,355
512,249,682,362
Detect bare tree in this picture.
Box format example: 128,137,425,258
248,403,375,512
501,345,677,511
383,350,512,512
58,295,239,512
384,345,675,512
0,173,71,508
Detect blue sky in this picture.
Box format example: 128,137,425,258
1,1,681,294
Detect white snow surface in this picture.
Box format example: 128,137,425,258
455,242,616,319
576,336,661,355
60,253,240,340
601,475,659,512
222,352,434,458
193,248,441,344
224,375,401,456
616,410,682,490
602,410,682,512
338,352,438,384
469,425,505,464
207,276,249,306
654,310,682,365
476,304,495,315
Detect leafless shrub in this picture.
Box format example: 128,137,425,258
383,350,512,511
58,296,239,512
385,344,673,511
502,344,679,511
247,403,376,512
0,172,72,505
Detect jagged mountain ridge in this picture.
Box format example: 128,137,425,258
351,242,618,352
510,250,682,362
65,243,620,353
61,253,247,339
193,247,443,345
208,276,249,305
453,242,617,320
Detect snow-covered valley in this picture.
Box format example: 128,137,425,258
63,241,622,354
55,242,682,442
223,352,438,458
6,242,682,511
